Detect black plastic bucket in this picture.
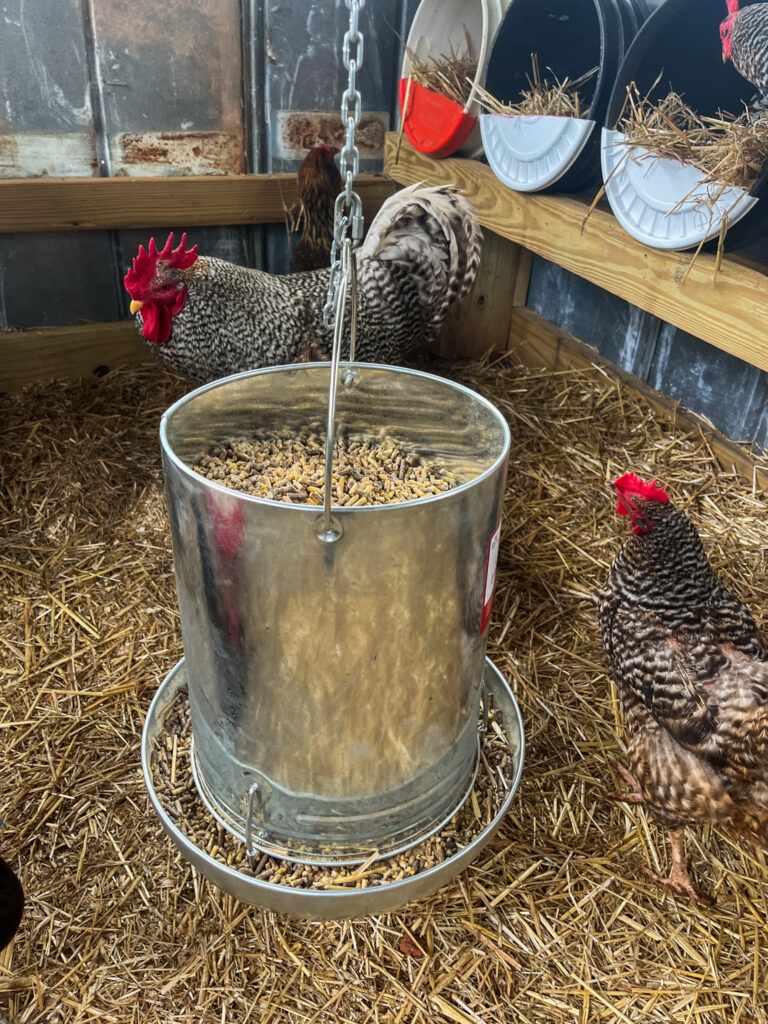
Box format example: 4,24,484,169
603,0,768,250
483,0,649,193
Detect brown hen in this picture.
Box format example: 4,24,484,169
598,472,768,901
289,145,342,273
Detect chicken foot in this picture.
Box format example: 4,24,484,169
642,829,704,904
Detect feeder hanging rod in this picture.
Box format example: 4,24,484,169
319,0,366,543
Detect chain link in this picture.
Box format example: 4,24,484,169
323,0,365,329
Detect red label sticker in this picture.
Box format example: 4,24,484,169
480,523,501,635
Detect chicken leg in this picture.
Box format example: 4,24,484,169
606,756,702,903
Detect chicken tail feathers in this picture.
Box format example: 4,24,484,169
358,183,482,337
732,800,768,852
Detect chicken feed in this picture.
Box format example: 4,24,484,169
152,689,513,888
193,433,457,506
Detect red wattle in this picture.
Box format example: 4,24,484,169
140,302,173,345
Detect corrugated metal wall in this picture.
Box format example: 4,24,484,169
2,0,767,450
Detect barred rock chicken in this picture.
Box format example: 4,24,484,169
289,145,342,273
125,184,481,383
0,854,23,951
598,472,768,901
721,0,768,109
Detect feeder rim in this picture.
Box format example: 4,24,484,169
141,656,526,915
159,361,512,514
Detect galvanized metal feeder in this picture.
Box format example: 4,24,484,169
141,0,523,917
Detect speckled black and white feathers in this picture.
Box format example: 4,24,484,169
598,496,768,847
727,3,768,107
134,183,482,383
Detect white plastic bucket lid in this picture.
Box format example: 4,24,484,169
601,127,758,250
481,113,596,192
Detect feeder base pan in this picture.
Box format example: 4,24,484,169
189,726,481,867
141,657,524,919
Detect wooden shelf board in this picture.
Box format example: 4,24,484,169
384,135,768,375
0,173,395,233
1,321,150,392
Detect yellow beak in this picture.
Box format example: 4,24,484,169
130,299,144,314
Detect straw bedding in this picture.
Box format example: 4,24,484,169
614,83,768,192
2,355,768,1023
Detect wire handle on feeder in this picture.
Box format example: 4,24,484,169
317,0,365,544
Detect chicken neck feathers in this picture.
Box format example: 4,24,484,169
730,3,768,105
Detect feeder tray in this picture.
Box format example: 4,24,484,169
600,129,758,250
141,656,524,919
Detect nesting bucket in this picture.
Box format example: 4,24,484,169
601,0,768,250
480,0,649,193
159,364,510,865
399,0,507,159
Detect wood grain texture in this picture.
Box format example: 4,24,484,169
0,322,149,392
0,174,395,233
506,307,768,489
435,231,532,360
384,135,768,374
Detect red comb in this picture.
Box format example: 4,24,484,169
613,472,669,517
726,0,739,13
124,232,198,298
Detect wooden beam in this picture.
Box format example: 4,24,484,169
0,321,150,392
0,173,395,233
384,135,768,375
506,306,768,489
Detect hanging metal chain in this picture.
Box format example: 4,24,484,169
322,0,366,330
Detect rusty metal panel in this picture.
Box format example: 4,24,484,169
264,0,406,172
0,0,97,177
90,0,246,175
